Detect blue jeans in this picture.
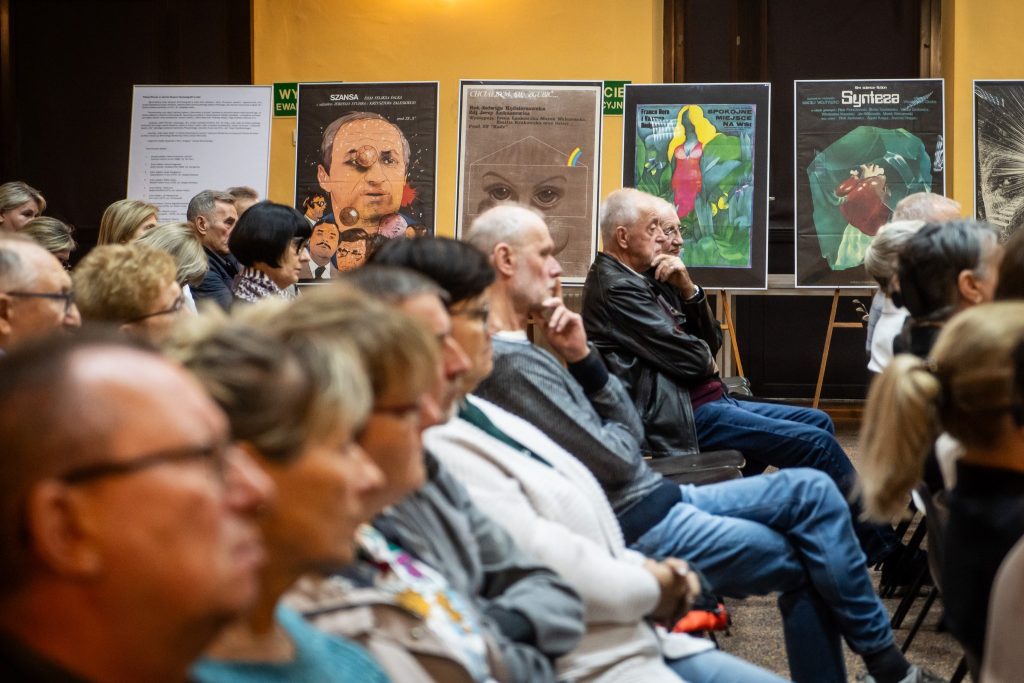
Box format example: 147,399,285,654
631,469,895,683
693,395,900,564
668,648,789,682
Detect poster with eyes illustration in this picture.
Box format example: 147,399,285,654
456,81,602,282
975,81,1024,240
294,82,438,280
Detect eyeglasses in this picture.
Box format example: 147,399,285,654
452,305,490,325
125,293,185,323
292,236,310,253
58,441,230,485
662,226,680,238
312,199,327,208
4,290,76,315
337,247,364,258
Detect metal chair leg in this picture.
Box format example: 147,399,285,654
900,585,938,653
950,655,967,683
891,561,930,629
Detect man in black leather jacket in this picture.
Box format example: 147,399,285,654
582,188,900,566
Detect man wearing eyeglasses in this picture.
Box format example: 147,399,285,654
0,234,80,354
0,331,274,681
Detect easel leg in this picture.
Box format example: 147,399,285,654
720,290,744,377
813,290,841,409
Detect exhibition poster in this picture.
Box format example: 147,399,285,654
623,83,771,289
794,79,945,287
456,81,603,282
127,85,272,221
295,82,438,276
974,80,1024,239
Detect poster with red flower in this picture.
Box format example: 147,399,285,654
294,82,438,278
795,79,945,288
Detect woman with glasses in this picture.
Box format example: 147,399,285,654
167,311,389,682
229,201,311,305
73,243,184,345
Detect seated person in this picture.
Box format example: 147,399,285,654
73,244,184,346
466,204,938,683
0,180,45,232
894,219,1002,358
98,199,159,245
261,281,586,683
137,221,209,314
167,311,389,682
21,216,77,268
0,331,271,681
373,235,788,683
581,188,900,568
0,234,80,352
187,190,240,311
229,201,311,304
862,220,924,373
859,302,1024,673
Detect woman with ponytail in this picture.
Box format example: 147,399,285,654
859,302,1024,669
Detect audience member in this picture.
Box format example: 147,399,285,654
0,180,45,232
582,188,901,567
302,219,339,280
98,198,159,245
226,186,260,217
273,278,586,683
137,221,209,313
73,244,184,345
466,204,938,683
0,234,80,352
0,331,272,682
188,190,240,311
864,192,961,357
374,235,788,683
166,310,389,682
995,226,1024,300
859,302,1024,674
862,220,925,372
21,216,77,268
895,219,1002,358
229,201,311,305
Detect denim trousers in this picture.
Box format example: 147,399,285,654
667,648,789,683
693,394,900,565
631,469,895,683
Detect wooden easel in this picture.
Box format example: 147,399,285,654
717,290,745,377
813,289,863,408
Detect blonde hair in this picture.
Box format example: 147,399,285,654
168,305,370,461
0,181,46,215
860,302,1024,520
73,244,176,322
98,199,159,245
248,283,440,403
21,217,76,257
136,221,208,286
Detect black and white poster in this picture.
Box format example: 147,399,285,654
795,79,945,287
456,81,602,282
974,80,1024,239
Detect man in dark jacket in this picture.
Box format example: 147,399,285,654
188,190,239,311
582,188,900,566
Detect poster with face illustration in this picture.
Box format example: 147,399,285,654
456,81,602,283
794,79,945,287
975,80,1024,240
623,83,771,289
295,82,438,279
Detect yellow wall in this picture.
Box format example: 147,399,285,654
943,0,1024,214
253,0,663,237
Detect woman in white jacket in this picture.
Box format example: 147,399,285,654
374,235,788,683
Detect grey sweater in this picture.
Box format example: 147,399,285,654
475,334,667,518
376,452,585,683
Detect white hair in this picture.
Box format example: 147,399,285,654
464,204,544,256
598,188,650,245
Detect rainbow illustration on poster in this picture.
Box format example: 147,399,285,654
567,147,582,167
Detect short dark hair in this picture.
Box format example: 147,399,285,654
342,265,448,305
0,328,151,594
311,218,340,240
898,219,999,321
303,192,327,211
228,201,312,268
339,227,369,244
369,236,495,306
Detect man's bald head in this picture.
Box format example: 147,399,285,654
464,203,547,257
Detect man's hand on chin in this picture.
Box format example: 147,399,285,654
652,253,698,299
537,295,590,364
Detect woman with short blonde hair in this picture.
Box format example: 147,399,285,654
0,181,46,232
97,199,159,245
21,216,77,266
137,221,209,313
